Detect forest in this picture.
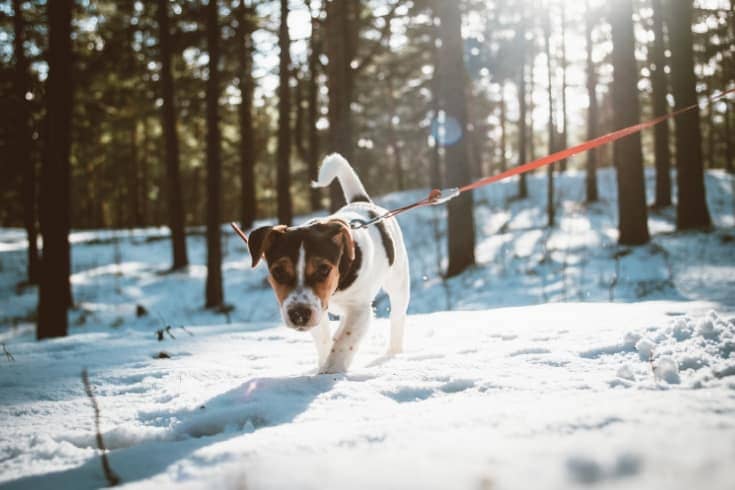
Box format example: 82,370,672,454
1,0,733,337
1,1,735,488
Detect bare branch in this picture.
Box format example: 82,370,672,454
353,2,402,74
82,369,120,487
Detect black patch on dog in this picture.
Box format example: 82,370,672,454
337,243,362,291
368,211,395,266
351,194,372,203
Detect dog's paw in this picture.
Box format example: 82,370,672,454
386,345,403,356
319,356,348,374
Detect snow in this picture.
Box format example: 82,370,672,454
1,168,735,489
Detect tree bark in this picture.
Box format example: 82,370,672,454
665,0,712,229
430,27,443,188
237,0,256,229
528,60,536,162
559,3,569,172
434,0,476,277
516,20,528,199
12,0,39,284
499,87,507,173
205,0,224,308
584,0,599,202
38,0,74,339
325,0,355,211
277,0,293,225
306,0,322,211
651,0,671,207
157,0,188,269
610,0,650,245
544,7,555,227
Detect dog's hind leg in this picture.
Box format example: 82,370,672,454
311,314,332,369
320,305,371,374
383,253,410,355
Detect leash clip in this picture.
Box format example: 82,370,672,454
429,187,460,205
349,218,372,230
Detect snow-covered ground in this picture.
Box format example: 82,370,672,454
1,168,734,489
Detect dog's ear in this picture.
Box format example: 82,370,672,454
247,225,286,268
326,220,355,262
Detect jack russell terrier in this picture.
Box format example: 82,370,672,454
246,154,410,374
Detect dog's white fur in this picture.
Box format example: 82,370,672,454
307,154,411,373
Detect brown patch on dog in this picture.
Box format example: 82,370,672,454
267,257,296,303
248,225,288,267
305,257,340,308
249,219,357,311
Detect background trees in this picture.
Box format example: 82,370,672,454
666,0,712,230
610,0,649,245
158,0,189,270
205,0,224,309
0,0,732,338
37,0,73,339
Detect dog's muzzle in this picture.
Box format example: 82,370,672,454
288,304,313,327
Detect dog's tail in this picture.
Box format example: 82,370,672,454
311,153,371,203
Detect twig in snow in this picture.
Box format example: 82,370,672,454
2,343,15,362
81,369,120,487
156,326,176,341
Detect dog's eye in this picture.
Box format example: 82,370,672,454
315,263,332,281
270,266,288,283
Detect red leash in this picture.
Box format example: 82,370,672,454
233,87,735,237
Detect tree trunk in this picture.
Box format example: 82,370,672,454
430,28,443,188
237,0,256,229
205,0,224,308
584,0,599,202
12,0,39,284
434,0,476,277
726,98,733,174
129,123,142,227
277,0,293,225
385,74,405,190
610,0,650,245
559,3,568,172
544,8,555,227
157,0,188,269
140,116,149,225
294,73,307,163
325,0,355,211
306,1,322,211
38,0,73,339
665,0,712,229
650,0,671,207
516,20,528,199
499,88,507,173
528,60,536,161
705,78,715,168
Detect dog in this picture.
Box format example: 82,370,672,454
246,153,410,374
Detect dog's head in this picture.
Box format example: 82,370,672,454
247,220,355,331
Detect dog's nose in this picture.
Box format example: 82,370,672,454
288,305,312,326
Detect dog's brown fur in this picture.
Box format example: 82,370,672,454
249,220,355,311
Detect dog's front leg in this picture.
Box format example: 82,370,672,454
319,305,371,374
311,313,332,369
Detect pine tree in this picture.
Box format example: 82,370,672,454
666,0,712,229
434,0,476,277
610,0,650,245
205,0,224,308
651,0,671,207
157,0,189,269
12,0,39,284
584,0,599,202
38,0,74,339
277,0,293,225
